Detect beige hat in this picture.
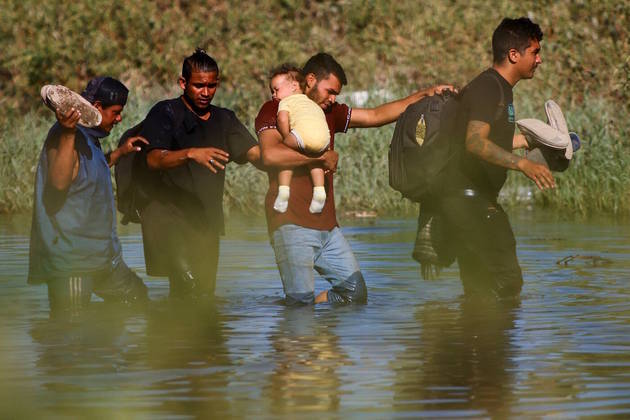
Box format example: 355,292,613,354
545,99,573,159
41,84,102,127
516,118,570,150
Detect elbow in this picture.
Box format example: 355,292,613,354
260,151,275,167
146,151,163,171
464,139,477,155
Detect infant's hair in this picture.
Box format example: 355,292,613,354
269,63,305,91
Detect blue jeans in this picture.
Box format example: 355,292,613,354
271,224,367,305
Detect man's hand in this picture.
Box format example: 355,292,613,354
56,107,80,130
119,136,148,155
427,84,458,96
186,147,230,173
319,150,339,172
517,159,555,190
108,136,149,166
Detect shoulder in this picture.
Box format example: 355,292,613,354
325,102,351,131
146,97,182,120
463,70,502,103
209,104,236,118
255,100,280,134
327,102,350,117
141,98,186,139
257,99,279,116
44,122,86,151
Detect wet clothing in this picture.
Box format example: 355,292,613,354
271,224,367,305
441,69,523,297
47,260,147,316
28,123,147,305
440,195,522,298
256,100,367,305
139,97,257,293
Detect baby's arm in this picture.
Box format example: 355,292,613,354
277,110,291,140
277,110,300,150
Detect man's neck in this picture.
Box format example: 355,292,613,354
181,95,211,120
492,63,519,87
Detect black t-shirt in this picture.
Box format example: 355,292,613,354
445,68,515,198
140,97,257,233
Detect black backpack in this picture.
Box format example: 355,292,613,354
390,76,506,278
388,90,460,203
114,121,146,225
114,101,186,225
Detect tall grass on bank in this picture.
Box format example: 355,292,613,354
2,88,628,216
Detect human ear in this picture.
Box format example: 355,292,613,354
178,76,187,91
508,48,519,64
305,74,316,89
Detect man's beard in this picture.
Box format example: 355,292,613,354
182,94,211,115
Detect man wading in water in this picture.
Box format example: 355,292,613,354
440,17,554,299
29,77,148,316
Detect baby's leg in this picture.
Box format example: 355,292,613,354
274,169,293,213
308,164,326,214
274,131,306,213
283,131,301,150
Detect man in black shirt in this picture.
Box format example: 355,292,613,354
138,49,261,297
442,17,554,299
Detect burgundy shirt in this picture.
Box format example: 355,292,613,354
255,100,352,234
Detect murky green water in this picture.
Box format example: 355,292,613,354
1,212,630,418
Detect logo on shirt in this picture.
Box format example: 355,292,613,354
507,103,515,123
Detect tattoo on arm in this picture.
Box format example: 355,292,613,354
465,121,522,169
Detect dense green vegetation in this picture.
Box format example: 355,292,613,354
1,0,629,216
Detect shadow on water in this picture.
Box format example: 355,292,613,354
391,298,520,418
2,211,630,417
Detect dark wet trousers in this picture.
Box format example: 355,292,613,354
440,194,523,299
140,200,220,298
47,260,148,316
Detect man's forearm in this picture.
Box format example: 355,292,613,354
466,123,522,170
349,87,436,128
146,148,190,170
258,129,322,169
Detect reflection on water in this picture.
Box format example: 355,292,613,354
1,212,630,417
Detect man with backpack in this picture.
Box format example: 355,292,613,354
440,17,554,298
136,49,261,298
29,77,149,316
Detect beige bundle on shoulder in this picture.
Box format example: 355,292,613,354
40,84,102,127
